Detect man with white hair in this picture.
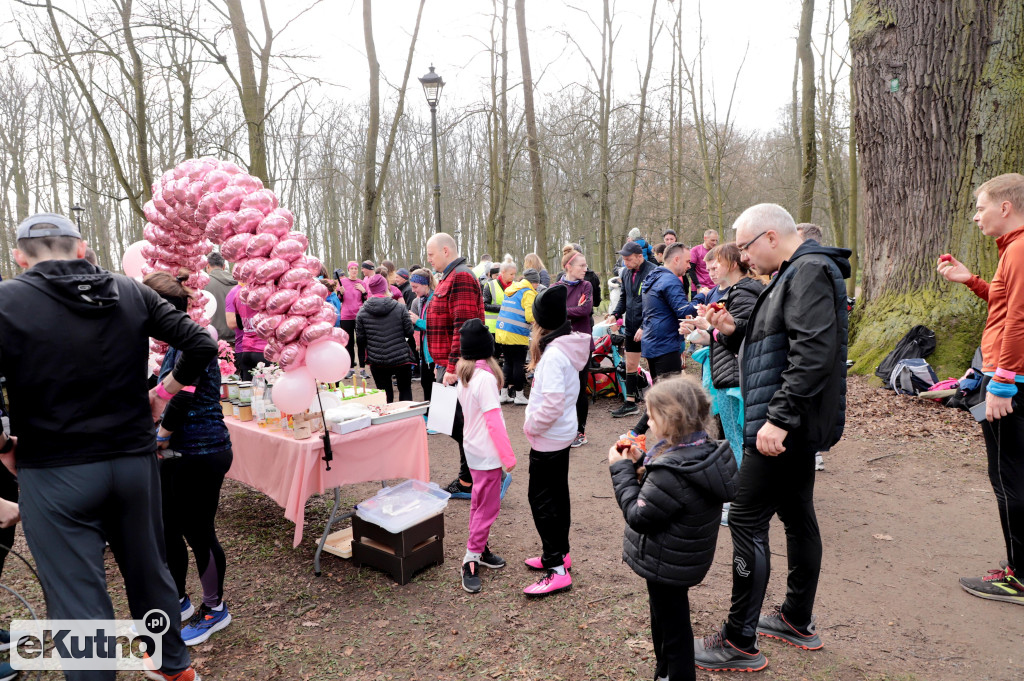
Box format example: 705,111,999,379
696,203,850,672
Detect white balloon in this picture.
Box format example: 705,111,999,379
198,289,218,319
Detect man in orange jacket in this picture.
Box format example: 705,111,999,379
939,172,1024,605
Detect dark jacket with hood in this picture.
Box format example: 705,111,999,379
205,267,237,343
640,266,701,359
722,241,851,451
0,259,218,468
397,280,416,309
611,259,657,332
356,295,415,367
710,276,764,389
610,439,739,586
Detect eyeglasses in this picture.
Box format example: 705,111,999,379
738,231,768,252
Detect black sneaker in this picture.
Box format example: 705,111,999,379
959,561,1024,605
694,624,768,672
756,605,823,650
610,402,639,418
444,478,472,499
462,561,482,593
570,432,587,448
480,547,506,569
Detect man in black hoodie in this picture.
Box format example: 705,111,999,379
695,204,850,673
0,213,215,681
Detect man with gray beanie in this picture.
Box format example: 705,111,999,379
0,213,214,680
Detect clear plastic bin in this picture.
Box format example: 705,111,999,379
355,479,451,534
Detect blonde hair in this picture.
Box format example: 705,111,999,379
645,375,711,446
561,249,584,269
976,173,1024,213
456,357,503,390
527,324,555,371
524,252,547,272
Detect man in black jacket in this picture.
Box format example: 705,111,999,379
0,213,215,681
695,204,850,673
605,242,657,418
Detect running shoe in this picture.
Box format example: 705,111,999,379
144,666,201,681
0,661,15,681
180,603,232,646
462,561,482,593
814,453,825,471
570,432,587,448
524,553,572,571
499,388,512,404
480,547,506,569
959,561,1024,605
444,478,472,499
610,402,639,418
756,605,823,650
523,569,572,597
513,393,530,405
693,624,768,672
179,595,195,621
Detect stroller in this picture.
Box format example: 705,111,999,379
588,324,650,402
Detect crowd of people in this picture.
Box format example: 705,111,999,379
0,173,1022,681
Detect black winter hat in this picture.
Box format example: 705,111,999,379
533,285,568,330
460,318,494,360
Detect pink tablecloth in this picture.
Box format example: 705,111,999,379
224,417,429,547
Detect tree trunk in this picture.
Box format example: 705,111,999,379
360,0,380,261
515,0,548,263
849,0,1024,375
225,0,270,185
118,0,153,201
621,0,658,236
795,0,816,223
847,63,859,299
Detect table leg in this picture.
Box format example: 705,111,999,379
314,486,352,576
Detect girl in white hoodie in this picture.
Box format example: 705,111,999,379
521,285,592,597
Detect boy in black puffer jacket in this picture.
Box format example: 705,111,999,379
356,273,415,402
609,375,738,681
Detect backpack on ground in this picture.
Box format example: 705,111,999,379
875,325,936,383
888,358,939,395
946,346,985,411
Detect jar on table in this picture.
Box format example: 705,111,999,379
238,381,253,404
239,403,253,422
226,381,240,401
231,400,240,419
221,400,232,417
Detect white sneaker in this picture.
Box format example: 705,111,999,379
721,502,731,526
815,453,825,471
513,393,530,405
499,388,512,404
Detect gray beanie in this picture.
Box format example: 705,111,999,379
522,268,540,285
627,227,642,240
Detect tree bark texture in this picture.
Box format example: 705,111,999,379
796,0,816,224
360,0,380,262
515,0,548,264
225,0,270,185
850,0,1024,374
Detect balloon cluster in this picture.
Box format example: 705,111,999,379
127,157,352,414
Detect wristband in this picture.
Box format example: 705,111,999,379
155,383,175,401
987,380,1018,398
156,435,172,442
994,368,1017,382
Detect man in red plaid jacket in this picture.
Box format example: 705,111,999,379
425,233,485,497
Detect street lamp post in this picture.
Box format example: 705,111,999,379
418,65,445,233
71,204,85,233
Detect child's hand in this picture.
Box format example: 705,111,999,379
608,443,629,464
505,462,516,473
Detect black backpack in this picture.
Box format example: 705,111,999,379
875,325,937,383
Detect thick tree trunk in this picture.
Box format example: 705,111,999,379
849,0,1024,375
796,0,816,224
847,67,859,299
621,0,658,236
225,0,270,185
360,0,380,262
515,0,548,264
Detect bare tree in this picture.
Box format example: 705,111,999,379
515,0,549,263
795,0,816,223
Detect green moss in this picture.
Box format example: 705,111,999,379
849,287,985,378
849,0,897,43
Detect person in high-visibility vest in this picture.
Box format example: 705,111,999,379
495,268,539,404
483,261,516,335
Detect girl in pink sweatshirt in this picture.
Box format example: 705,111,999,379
455,319,517,594
521,286,592,597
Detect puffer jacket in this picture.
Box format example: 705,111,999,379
355,296,414,367
709,277,764,389
610,439,738,586
723,241,851,451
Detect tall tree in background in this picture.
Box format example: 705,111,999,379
849,0,1024,373
515,0,548,263
225,0,270,185
621,0,659,239
795,0,816,223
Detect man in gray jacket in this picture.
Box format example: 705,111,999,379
204,251,236,343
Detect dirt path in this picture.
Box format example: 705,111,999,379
1,376,1018,680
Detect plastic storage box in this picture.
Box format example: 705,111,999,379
355,479,451,534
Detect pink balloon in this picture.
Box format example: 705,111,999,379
256,214,290,239
233,257,267,284
245,232,279,259
187,271,210,291
240,189,278,214
264,339,284,363
254,257,291,284
300,321,333,345
203,169,231,194
220,162,245,175
275,315,308,344
287,232,309,251
230,173,264,192
278,267,314,290
330,327,350,347
231,208,265,234
152,194,169,215
143,201,161,224
237,287,251,308
270,207,295,229
220,233,252,262
255,313,286,339
271,366,316,413
122,241,148,278
290,293,324,317
197,194,221,222
298,256,323,276
278,343,307,372
216,186,248,212
305,340,351,383
186,180,206,208
245,284,276,311
270,238,305,262
310,303,338,326
303,281,329,300
265,288,300,316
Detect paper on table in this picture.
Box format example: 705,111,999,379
426,383,457,435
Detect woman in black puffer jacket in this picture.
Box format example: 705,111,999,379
609,376,738,681
356,274,414,402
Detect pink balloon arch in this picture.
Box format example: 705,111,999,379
136,157,350,411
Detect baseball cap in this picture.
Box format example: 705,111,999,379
17,213,82,240
617,242,643,256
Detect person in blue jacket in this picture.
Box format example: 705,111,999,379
628,227,656,263
630,242,701,436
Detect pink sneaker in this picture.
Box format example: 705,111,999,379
523,552,572,571
523,569,572,597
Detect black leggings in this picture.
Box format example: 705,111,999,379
339,319,358,368
576,368,589,433
371,364,413,403
0,464,17,575
980,383,1024,570
527,446,571,568
235,351,265,381
648,580,696,681
420,359,434,401
501,344,528,393
632,351,683,435
160,448,233,609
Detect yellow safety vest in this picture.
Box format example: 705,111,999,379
484,279,505,333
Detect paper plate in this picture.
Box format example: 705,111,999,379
309,391,343,413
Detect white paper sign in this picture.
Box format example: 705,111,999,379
426,383,458,435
